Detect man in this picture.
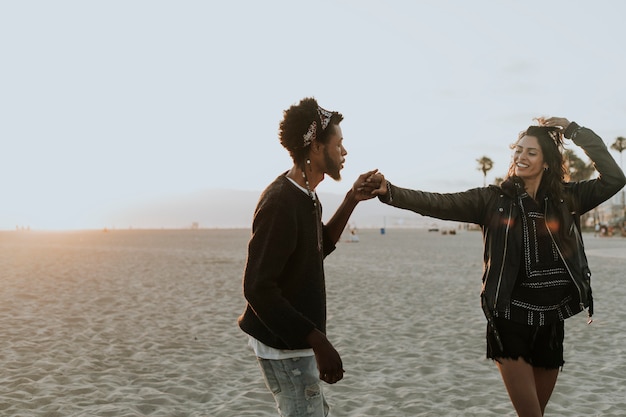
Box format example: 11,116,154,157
238,97,378,416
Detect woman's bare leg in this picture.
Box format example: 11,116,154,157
533,366,559,415
496,358,543,417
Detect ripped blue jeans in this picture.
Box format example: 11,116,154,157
257,356,329,417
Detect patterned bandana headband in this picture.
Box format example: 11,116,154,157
302,106,334,147
317,106,333,130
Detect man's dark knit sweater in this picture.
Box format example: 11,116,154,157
238,173,336,350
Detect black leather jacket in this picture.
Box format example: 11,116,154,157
381,123,626,322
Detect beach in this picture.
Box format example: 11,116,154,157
1,228,625,416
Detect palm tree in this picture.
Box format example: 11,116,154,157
476,156,494,186
564,149,595,181
611,136,626,171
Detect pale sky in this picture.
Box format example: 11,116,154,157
2,0,625,230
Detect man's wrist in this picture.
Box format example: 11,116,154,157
346,188,360,203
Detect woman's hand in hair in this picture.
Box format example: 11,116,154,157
536,116,571,131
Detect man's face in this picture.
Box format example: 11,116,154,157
323,125,347,181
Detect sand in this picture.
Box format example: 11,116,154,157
1,228,625,416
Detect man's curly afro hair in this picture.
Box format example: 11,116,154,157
278,97,343,164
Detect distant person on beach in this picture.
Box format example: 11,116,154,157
238,97,379,417
367,117,626,416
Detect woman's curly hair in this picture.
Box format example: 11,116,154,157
278,97,343,166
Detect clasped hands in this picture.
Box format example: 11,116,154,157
352,169,388,201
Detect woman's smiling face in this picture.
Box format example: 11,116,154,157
513,135,548,182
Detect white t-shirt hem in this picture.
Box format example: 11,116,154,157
248,336,314,360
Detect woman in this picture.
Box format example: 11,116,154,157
368,117,626,416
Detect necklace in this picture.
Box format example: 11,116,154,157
302,170,317,208
302,160,322,252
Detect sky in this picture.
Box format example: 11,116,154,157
1,0,625,230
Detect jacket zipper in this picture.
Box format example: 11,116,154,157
543,198,585,310
493,200,513,310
